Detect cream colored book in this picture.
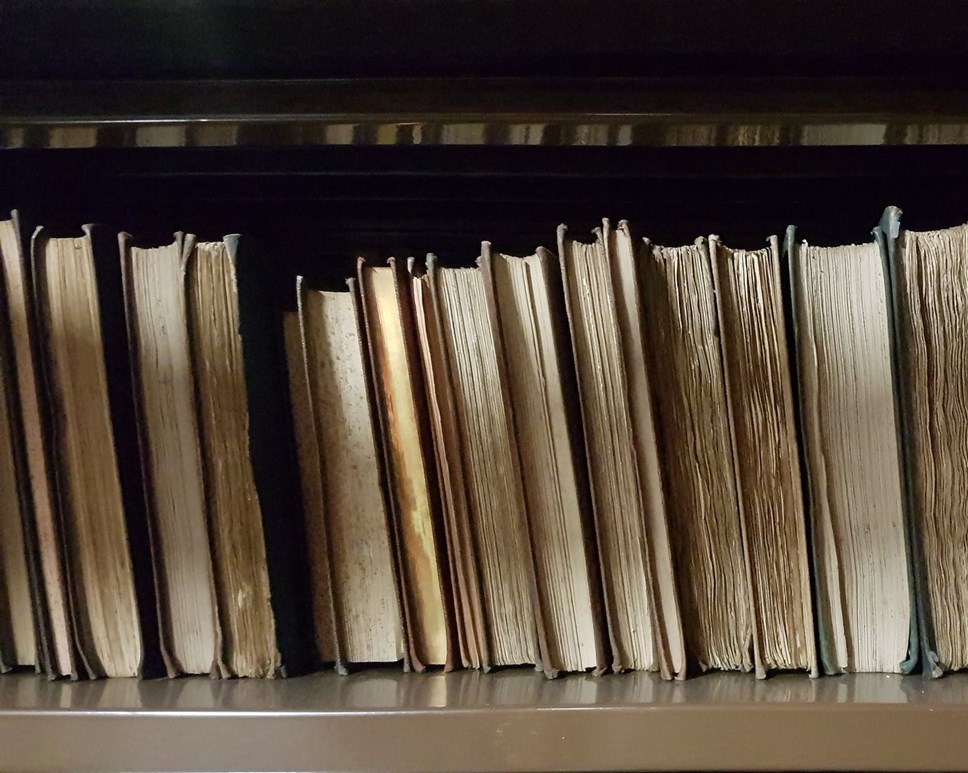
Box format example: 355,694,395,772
638,234,751,673
32,225,149,678
185,235,313,677
428,257,537,669
0,213,74,677
357,259,454,670
557,221,683,677
484,243,606,674
297,278,403,667
409,258,487,670
788,227,912,674
710,234,816,678
889,210,968,676
121,232,219,676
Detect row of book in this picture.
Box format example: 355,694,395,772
0,206,964,681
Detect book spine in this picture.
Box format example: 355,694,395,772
874,206,935,677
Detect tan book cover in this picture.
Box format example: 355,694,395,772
482,242,607,675
357,258,456,671
0,212,75,678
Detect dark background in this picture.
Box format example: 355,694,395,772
3,0,968,81
3,1,968,283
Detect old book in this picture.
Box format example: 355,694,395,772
409,258,487,670
120,232,219,676
710,235,816,678
607,221,685,678
882,205,968,677
358,259,456,670
31,224,160,678
483,243,607,674
282,310,338,666
186,235,312,677
638,234,752,673
0,296,35,670
785,225,915,674
297,278,403,668
557,222,682,677
428,257,538,669
0,212,75,678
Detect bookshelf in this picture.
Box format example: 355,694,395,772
3,670,968,772
3,5,968,767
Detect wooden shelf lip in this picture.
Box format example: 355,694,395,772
4,77,968,148
1,670,968,771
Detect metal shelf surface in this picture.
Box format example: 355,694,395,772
1,669,967,772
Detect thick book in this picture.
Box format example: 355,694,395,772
296,276,404,670
31,224,161,679
877,205,968,678
408,258,488,670
0,212,76,679
784,223,917,674
119,232,220,677
709,235,817,678
637,233,752,674
482,242,608,675
557,221,684,678
185,235,313,677
357,258,457,671
426,256,540,671
0,274,36,672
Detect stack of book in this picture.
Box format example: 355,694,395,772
0,206,965,680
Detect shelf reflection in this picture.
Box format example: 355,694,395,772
0,668,960,714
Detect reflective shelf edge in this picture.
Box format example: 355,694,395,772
0,670,966,772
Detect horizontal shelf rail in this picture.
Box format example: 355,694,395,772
3,78,968,148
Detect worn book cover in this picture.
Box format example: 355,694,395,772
31,223,162,679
